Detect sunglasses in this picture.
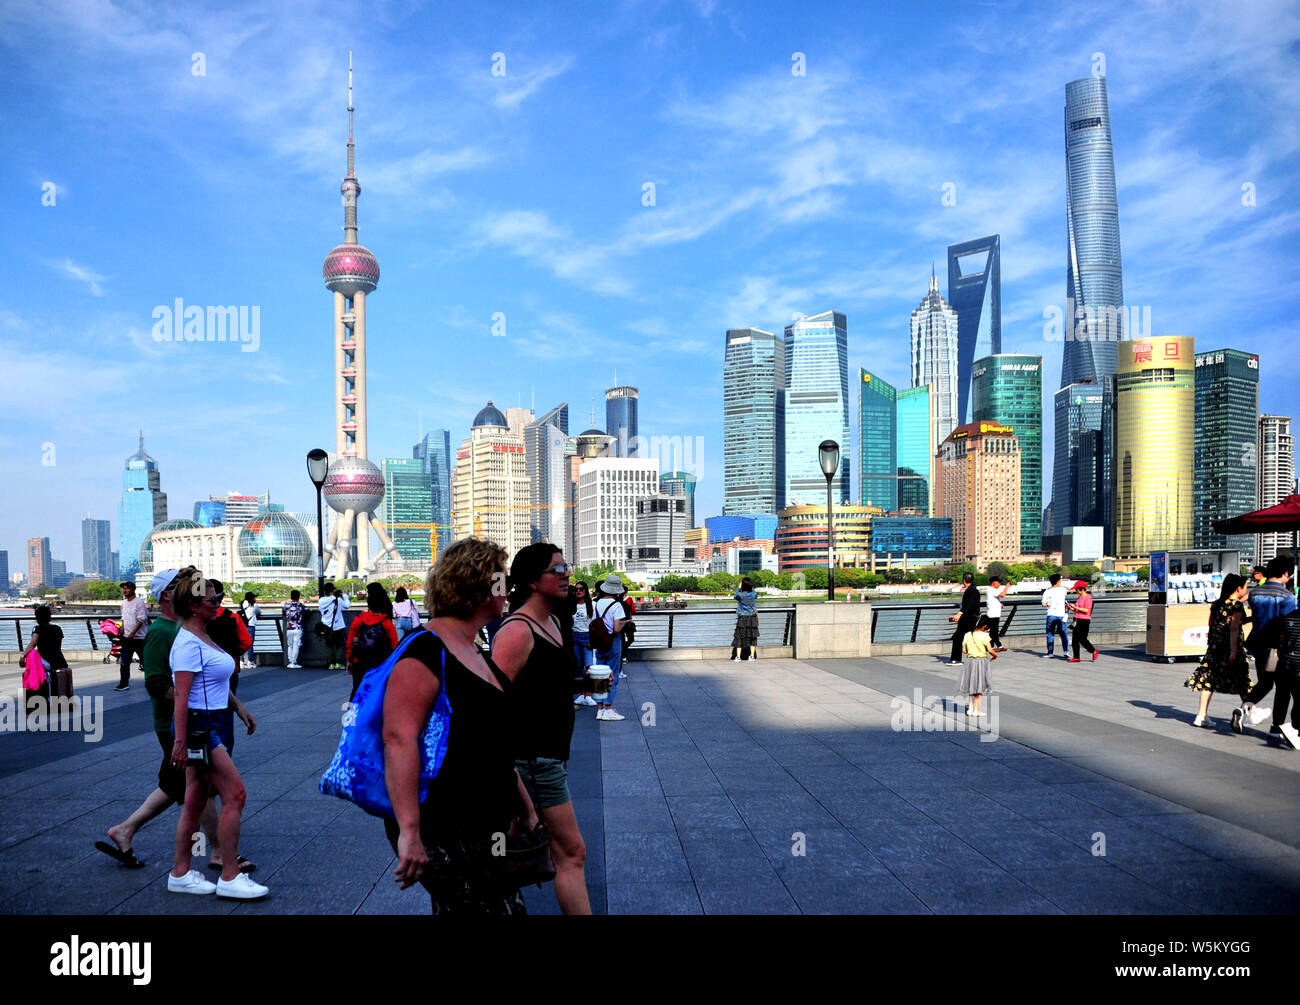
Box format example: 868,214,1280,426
204,593,224,604
546,564,574,577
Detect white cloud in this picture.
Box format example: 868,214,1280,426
47,258,107,296
491,56,575,110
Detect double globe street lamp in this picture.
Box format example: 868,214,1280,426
819,439,840,602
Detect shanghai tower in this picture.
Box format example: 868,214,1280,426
1050,75,1125,539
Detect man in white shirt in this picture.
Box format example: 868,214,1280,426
986,576,1009,652
1041,573,1070,659
318,584,351,670
118,581,148,691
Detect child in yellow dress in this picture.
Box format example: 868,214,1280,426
960,615,998,717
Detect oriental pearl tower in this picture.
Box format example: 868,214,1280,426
321,53,399,577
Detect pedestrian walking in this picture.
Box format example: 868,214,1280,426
959,615,997,717
239,592,261,669
346,583,399,701
1041,573,1070,659
318,583,350,670
985,576,1009,651
570,582,596,707
731,576,759,661
1184,575,1254,729
1067,579,1098,662
948,572,980,666
1234,556,1295,734
1270,605,1300,749
392,586,423,639
117,581,148,690
591,574,631,721
166,568,266,899
283,589,306,668
385,537,537,915
492,543,590,915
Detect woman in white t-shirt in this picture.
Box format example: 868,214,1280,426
240,592,261,670
985,576,1009,652
167,569,267,901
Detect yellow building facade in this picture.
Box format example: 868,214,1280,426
1113,335,1195,558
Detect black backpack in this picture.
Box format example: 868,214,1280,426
351,619,394,671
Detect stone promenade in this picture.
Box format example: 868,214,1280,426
1,645,1298,914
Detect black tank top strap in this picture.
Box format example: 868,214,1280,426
501,611,563,645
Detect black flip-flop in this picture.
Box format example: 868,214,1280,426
94,840,146,869
208,855,256,874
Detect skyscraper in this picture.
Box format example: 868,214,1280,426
910,270,960,446
605,386,639,456
0,551,9,593
935,423,1021,567
413,430,452,552
577,457,659,566
896,386,936,516
947,236,1001,423
1051,381,1109,534
119,432,167,579
193,500,227,526
321,54,398,577
28,537,52,590
972,354,1043,552
1257,415,1295,564
1194,349,1259,561
1113,337,1194,558
724,327,785,515
660,471,698,528
1052,75,1126,539
452,402,531,558
82,518,113,579
381,457,434,562
784,311,850,505
858,370,897,511
525,404,571,554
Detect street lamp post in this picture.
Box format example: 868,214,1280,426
306,449,330,600
819,439,840,601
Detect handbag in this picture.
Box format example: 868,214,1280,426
500,824,556,890
319,630,450,818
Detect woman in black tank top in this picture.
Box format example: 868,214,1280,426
492,543,591,915
385,539,538,916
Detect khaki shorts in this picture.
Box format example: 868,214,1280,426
515,757,571,809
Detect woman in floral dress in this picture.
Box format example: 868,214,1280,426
1185,574,1254,728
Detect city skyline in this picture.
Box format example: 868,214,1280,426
6,1,1298,565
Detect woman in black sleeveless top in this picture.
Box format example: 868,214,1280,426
492,543,590,915
384,538,538,915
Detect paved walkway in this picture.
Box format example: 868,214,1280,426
1,645,1297,914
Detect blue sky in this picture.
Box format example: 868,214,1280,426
4,0,1299,571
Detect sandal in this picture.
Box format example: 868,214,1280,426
208,855,257,874
94,840,146,869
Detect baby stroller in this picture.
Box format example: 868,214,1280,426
99,618,124,664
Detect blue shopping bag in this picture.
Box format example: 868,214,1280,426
319,629,450,818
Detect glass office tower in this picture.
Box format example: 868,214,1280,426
973,354,1043,552
947,236,1001,424
1052,76,1126,538
859,370,897,511
911,271,960,446
82,518,113,578
605,386,639,456
119,433,167,579
896,386,935,516
724,327,786,515
1113,336,1194,557
413,430,452,552
784,311,850,505
382,457,435,562
1194,349,1258,562
1257,415,1294,564
1052,381,1110,535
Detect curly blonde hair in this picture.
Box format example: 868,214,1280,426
425,538,508,619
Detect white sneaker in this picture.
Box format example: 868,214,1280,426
1249,705,1273,726
731,656,740,662
746,656,756,661
600,709,626,721
216,873,269,900
1192,715,1207,728
287,663,302,669
1280,723,1300,750
965,705,974,716
168,870,217,895
595,708,606,720
1041,653,1055,659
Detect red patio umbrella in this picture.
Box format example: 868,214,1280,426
1213,495,1300,535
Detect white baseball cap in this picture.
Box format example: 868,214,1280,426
150,568,180,599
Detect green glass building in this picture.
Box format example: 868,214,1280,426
1193,348,1258,561
972,353,1043,552
859,370,897,511
381,457,434,562
897,385,934,515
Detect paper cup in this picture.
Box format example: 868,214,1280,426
588,664,611,697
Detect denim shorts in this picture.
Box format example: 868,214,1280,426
183,707,228,753
515,757,571,809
